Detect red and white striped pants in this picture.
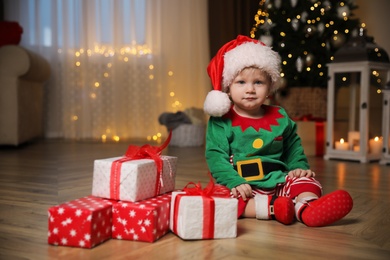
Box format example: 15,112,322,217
235,176,323,217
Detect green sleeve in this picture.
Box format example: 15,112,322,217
205,117,248,189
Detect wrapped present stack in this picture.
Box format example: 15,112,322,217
47,133,239,249
48,133,178,248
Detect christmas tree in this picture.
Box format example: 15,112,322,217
250,0,361,88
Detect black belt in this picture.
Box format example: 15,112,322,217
233,158,286,181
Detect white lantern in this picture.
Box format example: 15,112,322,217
324,30,390,163
380,84,390,165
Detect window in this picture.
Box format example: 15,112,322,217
22,0,146,48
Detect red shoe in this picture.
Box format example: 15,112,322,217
300,190,353,227
255,195,295,225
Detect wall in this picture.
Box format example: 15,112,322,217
207,0,259,58
354,0,390,56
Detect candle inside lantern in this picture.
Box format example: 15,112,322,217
369,136,383,154
353,145,360,152
335,138,349,150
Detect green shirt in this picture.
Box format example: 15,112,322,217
205,105,309,190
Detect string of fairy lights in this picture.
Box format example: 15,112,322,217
250,0,268,39
250,1,355,38
62,43,182,143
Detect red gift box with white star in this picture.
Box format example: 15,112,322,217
112,192,172,242
47,196,113,248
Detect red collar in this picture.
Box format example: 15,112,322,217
223,105,284,132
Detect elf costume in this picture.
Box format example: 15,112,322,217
203,35,353,227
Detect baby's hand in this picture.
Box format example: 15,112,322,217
231,184,252,201
287,169,316,178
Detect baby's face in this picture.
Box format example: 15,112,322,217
228,68,271,117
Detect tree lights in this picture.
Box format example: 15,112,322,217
251,0,360,88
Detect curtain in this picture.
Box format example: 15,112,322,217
208,0,259,58
4,0,210,142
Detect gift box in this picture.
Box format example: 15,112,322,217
296,120,326,156
170,183,238,240
112,193,172,242
92,155,177,202
48,196,113,248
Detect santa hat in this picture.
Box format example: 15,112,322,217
204,35,281,117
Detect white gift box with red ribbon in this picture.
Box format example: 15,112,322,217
170,183,238,240
92,155,177,202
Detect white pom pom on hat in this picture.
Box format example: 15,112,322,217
204,35,281,117
203,90,231,117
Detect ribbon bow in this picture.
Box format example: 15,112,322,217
182,175,231,198
110,131,172,200
124,131,172,175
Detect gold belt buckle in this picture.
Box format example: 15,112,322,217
236,158,264,181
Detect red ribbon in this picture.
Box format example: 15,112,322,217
109,131,172,200
173,176,230,239
315,121,325,156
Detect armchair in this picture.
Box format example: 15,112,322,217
0,45,51,145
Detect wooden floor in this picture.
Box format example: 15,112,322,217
0,139,389,260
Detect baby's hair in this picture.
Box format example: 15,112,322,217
225,66,273,93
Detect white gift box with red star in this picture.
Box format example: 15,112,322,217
111,193,172,242
47,196,113,248
92,156,177,202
